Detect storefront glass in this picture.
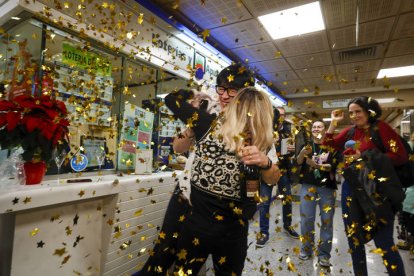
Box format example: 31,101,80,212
0,18,188,176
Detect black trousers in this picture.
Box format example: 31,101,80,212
140,184,191,275
173,212,248,276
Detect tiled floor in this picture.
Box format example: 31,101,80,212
203,184,413,275
239,188,414,275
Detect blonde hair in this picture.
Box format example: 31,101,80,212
215,87,274,153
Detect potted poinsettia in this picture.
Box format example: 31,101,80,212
0,95,70,184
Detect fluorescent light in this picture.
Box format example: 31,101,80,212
377,98,395,104
401,120,410,124
11,17,21,20
156,93,168,98
377,65,414,78
258,1,325,40
322,118,332,122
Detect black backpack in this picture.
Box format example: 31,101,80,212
346,122,414,188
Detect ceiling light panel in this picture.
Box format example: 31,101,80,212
258,1,325,40
243,0,311,17
377,76,414,85
377,66,414,78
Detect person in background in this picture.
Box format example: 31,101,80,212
397,132,414,251
324,96,407,276
138,64,256,275
165,87,280,275
256,107,299,247
296,120,339,267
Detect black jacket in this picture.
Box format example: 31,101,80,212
343,149,405,243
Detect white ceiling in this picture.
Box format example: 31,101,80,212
152,0,414,123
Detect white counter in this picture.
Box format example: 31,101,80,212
0,172,178,276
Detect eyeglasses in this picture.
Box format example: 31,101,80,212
215,86,239,97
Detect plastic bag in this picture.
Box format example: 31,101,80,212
0,147,26,187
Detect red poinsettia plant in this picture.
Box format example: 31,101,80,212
0,95,70,162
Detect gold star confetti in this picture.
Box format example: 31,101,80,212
233,207,242,215
227,74,234,82
215,215,224,221
65,226,72,236
53,247,67,257
367,170,376,180
177,249,187,260
286,257,297,272
192,238,200,246
201,29,210,42
134,209,143,217
370,248,386,256
137,13,144,24
218,256,226,265
31,228,39,236
322,204,332,213
78,190,85,197
23,197,32,204
61,255,71,265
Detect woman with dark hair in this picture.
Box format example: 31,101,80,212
324,96,407,275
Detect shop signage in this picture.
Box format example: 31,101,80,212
322,98,351,109
62,43,112,77
149,32,194,70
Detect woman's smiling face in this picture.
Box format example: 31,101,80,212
348,103,369,127
312,121,325,139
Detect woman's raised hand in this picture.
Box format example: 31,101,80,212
241,146,268,167
331,109,344,122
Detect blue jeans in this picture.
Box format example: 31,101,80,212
341,181,405,276
299,184,336,258
259,174,292,236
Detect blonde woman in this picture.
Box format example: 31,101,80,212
165,87,280,275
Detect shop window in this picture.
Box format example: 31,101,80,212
0,19,43,99
1,18,191,175
43,25,121,173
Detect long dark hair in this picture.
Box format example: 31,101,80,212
348,96,382,123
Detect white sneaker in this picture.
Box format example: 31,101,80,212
299,252,311,261
318,257,331,267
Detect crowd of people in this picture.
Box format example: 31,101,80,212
134,64,412,276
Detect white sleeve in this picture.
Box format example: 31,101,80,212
178,151,195,199
266,144,278,164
